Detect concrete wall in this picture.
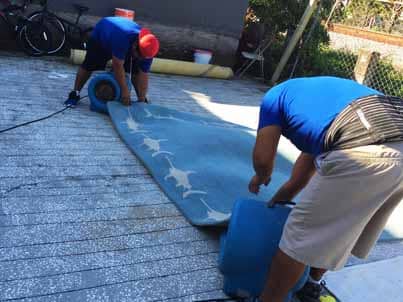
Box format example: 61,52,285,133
48,0,249,66
50,0,247,37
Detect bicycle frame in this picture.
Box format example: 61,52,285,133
34,0,90,38
21,0,92,54
38,0,85,26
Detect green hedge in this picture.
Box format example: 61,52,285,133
300,45,357,78
245,1,403,97
370,60,403,97
298,45,403,97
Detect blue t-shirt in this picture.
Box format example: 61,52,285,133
258,76,382,156
92,17,153,73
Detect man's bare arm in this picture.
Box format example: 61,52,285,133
112,56,131,106
249,125,281,194
133,70,148,102
268,152,316,206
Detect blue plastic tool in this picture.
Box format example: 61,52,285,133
88,72,131,114
218,198,309,301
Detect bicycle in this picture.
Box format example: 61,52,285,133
23,0,93,55
0,0,51,56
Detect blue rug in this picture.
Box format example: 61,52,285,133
107,102,403,240
107,102,293,226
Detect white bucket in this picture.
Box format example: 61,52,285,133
194,49,212,64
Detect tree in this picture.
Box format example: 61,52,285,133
337,0,396,32
245,0,333,80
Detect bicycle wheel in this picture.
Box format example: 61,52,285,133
66,25,91,50
84,27,93,48
25,11,66,54
18,20,52,56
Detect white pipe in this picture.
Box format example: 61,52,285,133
70,49,234,80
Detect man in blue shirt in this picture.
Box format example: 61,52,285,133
249,76,403,302
65,17,160,107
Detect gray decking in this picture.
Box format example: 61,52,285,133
0,52,264,302
1,52,403,302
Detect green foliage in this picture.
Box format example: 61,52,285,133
245,0,334,80
297,45,403,97
336,0,395,32
249,0,308,32
302,44,357,78
249,0,334,32
294,20,330,69
370,60,403,97
243,0,403,97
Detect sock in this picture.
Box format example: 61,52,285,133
75,90,80,97
309,275,322,284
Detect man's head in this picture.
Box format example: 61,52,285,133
132,28,159,59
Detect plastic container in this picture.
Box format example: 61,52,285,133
115,8,135,20
194,49,212,64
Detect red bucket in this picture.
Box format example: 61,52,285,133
115,8,135,20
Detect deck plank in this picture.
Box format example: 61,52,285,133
0,52,265,301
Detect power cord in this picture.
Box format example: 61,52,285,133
193,298,256,302
0,95,88,134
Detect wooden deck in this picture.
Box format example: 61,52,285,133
0,52,264,302
1,52,403,302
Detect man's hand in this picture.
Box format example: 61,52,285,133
133,70,149,102
267,199,296,208
137,97,149,103
266,152,316,207
249,125,281,194
248,174,271,194
121,94,132,106
112,56,132,107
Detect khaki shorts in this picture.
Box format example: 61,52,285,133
279,141,403,270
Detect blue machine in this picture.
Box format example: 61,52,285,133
88,72,131,114
218,199,309,301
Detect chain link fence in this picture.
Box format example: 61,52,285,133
367,58,403,97
288,0,403,98
333,49,357,79
328,0,403,35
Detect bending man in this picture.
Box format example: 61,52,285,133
249,76,403,302
65,16,159,106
